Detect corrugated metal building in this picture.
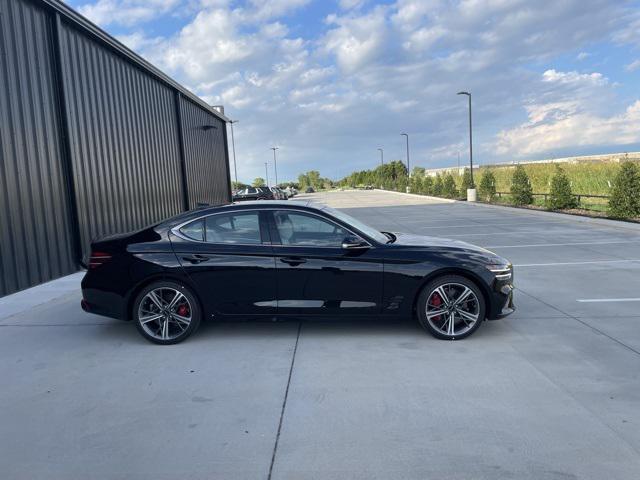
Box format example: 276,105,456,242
0,0,232,296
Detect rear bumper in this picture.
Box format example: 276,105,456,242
81,284,128,321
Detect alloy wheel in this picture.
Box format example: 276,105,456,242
137,287,192,341
425,282,480,337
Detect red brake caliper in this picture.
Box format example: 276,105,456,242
177,304,189,317
431,293,442,322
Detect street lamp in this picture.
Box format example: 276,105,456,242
377,148,384,166
401,133,410,176
270,147,279,187
229,120,239,186
457,91,474,187
264,162,269,186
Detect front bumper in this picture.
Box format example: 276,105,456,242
493,283,515,318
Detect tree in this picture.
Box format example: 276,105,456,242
232,181,248,191
433,174,443,196
547,165,578,210
478,170,496,202
510,164,533,205
608,161,640,218
252,177,266,187
460,168,474,191
442,173,458,198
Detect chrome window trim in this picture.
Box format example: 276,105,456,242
170,207,374,249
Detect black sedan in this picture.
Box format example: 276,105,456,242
81,201,514,344
232,186,274,202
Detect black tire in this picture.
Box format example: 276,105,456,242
133,280,201,345
416,274,486,340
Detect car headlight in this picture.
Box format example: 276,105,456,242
485,263,512,281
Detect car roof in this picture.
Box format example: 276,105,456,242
156,199,323,229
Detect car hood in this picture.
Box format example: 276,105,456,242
391,232,500,258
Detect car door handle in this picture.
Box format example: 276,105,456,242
182,254,210,264
280,257,307,266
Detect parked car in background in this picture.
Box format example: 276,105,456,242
285,187,297,197
305,187,315,193
232,186,275,202
270,187,288,200
81,200,514,344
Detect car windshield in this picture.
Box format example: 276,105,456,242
321,206,388,244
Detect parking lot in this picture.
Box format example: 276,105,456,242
2,189,640,480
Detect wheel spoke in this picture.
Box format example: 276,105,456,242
161,319,169,339
171,313,191,326
426,308,448,319
435,286,450,305
167,291,184,311
457,309,478,324
454,287,473,306
140,313,163,324
447,313,456,335
148,290,164,309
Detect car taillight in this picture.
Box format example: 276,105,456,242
89,251,112,269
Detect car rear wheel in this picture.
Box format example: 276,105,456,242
133,281,201,345
417,275,485,340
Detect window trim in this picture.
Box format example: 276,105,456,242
171,209,269,246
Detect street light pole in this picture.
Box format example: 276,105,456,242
457,91,474,186
377,148,384,166
264,162,269,186
270,147,279,187
401,133,410,176
229,120,239,186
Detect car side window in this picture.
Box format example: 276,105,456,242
205,212,261,244
179,219,204,241
273,211,350,247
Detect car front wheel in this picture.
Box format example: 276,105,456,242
133,281,201,345
417,275,485,340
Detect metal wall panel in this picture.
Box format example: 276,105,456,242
58,21,186,257
0,0,76,296
179,97,232,208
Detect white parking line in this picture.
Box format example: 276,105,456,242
577,298,640,303
515,260,640,267
486,240,640,249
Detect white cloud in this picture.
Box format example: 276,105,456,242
625,59,640,72
78,0,180,26
495,101,640,156
321,7,389,73
576,51,590,61
77,0,640,181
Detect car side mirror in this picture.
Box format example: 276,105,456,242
342,235,369,250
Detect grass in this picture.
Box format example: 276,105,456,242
454,161,621,195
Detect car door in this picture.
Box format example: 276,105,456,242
170,210,277,317
268,209,383,316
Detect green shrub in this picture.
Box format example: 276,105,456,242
410,175,423,193
478,170,496,202
442,174,458,198
547,165,578,210
460,168,474,191
510,164,533,205
433,174,443,196
608,161,640,218
422,175,433,195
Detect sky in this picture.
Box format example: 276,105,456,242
67,0,640,184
